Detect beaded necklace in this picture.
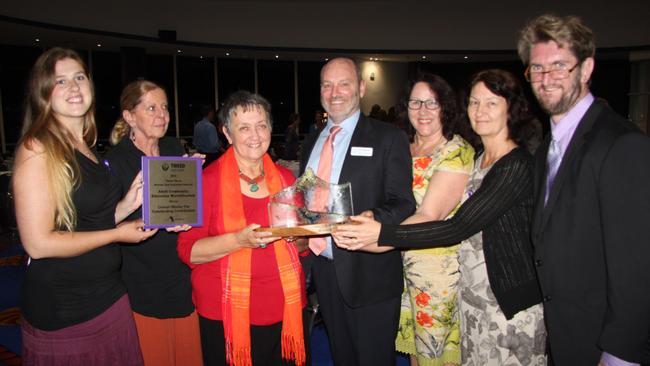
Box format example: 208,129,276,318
238,169,265,192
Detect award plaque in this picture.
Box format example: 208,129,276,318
256,168,353,236
142,156,203,229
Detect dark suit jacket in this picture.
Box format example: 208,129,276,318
300,114,416,308
531,100,650,364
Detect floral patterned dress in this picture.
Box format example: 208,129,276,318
459,154,546,366
396,135,475,366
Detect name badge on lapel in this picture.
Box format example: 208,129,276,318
351,146,373,157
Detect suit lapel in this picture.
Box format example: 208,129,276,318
539,102,603,230
531,138,550,239
339,114,371,184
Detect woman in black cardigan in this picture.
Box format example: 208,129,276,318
334,69,546,366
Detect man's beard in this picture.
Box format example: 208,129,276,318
536,71,583,117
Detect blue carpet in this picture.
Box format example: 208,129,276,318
0,237,24,362
0,238,410,365
311,324,332,366
311,323,409,365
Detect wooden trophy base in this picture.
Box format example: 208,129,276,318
254,222,339,237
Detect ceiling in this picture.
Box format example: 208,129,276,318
1,1,648,63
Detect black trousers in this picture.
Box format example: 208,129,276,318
198,313,311,366
312,256,401,366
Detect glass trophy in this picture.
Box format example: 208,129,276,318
258,168,353,236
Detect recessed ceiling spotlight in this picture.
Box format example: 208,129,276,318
275,55,279,59
96,43,102,47
226,52,230,56
325,58,329,61
199,56,203,59
422,56,427,59
177,49,182,53
35,38,40,42
464,56,469,59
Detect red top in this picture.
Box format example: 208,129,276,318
178,163,306,325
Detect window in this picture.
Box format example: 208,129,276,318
217,58,254,106
258,59,294,133
177,56,215,137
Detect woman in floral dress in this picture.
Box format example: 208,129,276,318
395,73,475,366
334,70,546,366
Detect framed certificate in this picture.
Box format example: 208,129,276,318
142,156,203,229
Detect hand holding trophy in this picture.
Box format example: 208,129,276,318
255,168,353,237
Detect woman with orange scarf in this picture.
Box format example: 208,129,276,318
178,91,307,366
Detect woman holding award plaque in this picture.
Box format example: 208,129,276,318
334,70,546,365
105,80,203,366
178,90,308,366
12,48,156,365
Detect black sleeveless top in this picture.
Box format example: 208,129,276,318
21,151,126,330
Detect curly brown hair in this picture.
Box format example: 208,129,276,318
397,73,471,143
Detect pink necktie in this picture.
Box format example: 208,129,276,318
309,126,342,255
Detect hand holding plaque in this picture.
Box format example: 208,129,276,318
142,156,203,229
257,168,353,236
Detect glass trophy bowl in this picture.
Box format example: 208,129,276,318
259,168,353,236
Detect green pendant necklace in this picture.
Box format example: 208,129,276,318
239,169,265,192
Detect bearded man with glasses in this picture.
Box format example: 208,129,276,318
518,14,650,366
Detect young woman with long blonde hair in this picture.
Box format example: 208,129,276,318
12,47,156,365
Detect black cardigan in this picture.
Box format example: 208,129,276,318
379,147,542,319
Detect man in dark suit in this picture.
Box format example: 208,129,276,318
300,57,415,365
518,14,650,365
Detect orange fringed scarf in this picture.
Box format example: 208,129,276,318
218,147,305,366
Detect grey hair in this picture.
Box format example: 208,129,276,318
219,90,273,133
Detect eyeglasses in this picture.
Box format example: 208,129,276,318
408,99,440,110
524,62,580,83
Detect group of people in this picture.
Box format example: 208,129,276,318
11,13,649,366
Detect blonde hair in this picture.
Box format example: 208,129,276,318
19,47,97,231
110,80,164,146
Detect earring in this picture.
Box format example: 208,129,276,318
130,129,136,142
